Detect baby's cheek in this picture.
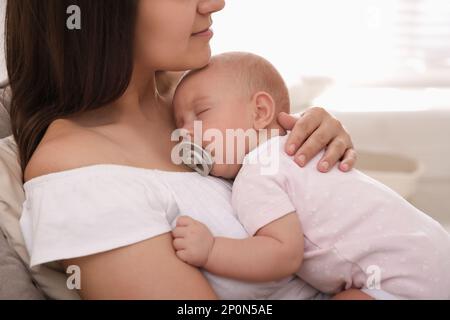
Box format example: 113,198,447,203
210,163,230,179
200,123,220,146
210,163,242,179
210,164,223,178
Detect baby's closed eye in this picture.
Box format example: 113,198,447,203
196,107,211,116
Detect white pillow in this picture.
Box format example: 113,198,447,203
0,135,80,300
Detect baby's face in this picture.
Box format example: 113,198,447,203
173,68,256,179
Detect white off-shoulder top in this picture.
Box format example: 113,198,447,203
20,164,323,300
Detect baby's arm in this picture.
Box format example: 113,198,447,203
172,213,304,282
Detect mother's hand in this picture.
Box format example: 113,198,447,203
278,107,357,173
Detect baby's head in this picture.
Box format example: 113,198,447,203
173,52,290,178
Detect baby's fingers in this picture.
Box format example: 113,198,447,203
175,249,189,263
172,226,187,238
176,215,193,227
172,238,187,251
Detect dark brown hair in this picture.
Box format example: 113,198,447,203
5,0,138,175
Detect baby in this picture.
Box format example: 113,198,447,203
171,52,450,299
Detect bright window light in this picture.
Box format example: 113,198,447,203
211,0,450,88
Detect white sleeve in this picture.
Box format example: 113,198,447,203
20,170,175,268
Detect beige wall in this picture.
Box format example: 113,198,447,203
333,110,450,230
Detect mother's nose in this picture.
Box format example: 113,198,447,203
198,0,226,15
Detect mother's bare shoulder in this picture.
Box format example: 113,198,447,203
24,119,122,183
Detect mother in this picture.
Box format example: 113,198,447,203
7,0,356,299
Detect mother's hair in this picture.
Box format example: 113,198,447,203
5,0,138,175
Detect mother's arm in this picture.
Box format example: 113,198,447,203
25,130,218,300
61,233,218,300
278,107,357,173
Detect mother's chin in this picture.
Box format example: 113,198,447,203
177,43,213,72
156,46,212,73
173,30,216,71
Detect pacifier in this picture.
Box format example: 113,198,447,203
177,139,214,177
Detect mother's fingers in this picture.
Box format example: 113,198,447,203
284,112,322,156
319,138,350,172
339,148,358,172
277,112,299,130
278,107,357,172
293,124,337,167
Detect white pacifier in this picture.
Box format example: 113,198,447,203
177,140,214,177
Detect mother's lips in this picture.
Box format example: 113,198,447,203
192,26,213,36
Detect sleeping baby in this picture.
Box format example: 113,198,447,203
171,52,450,299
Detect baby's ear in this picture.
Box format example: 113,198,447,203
251,91,276,130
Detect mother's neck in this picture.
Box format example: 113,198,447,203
108,64,168,124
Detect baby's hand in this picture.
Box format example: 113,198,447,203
172,216,215,267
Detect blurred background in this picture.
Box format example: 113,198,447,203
210,0,450,230
0,0,448,230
